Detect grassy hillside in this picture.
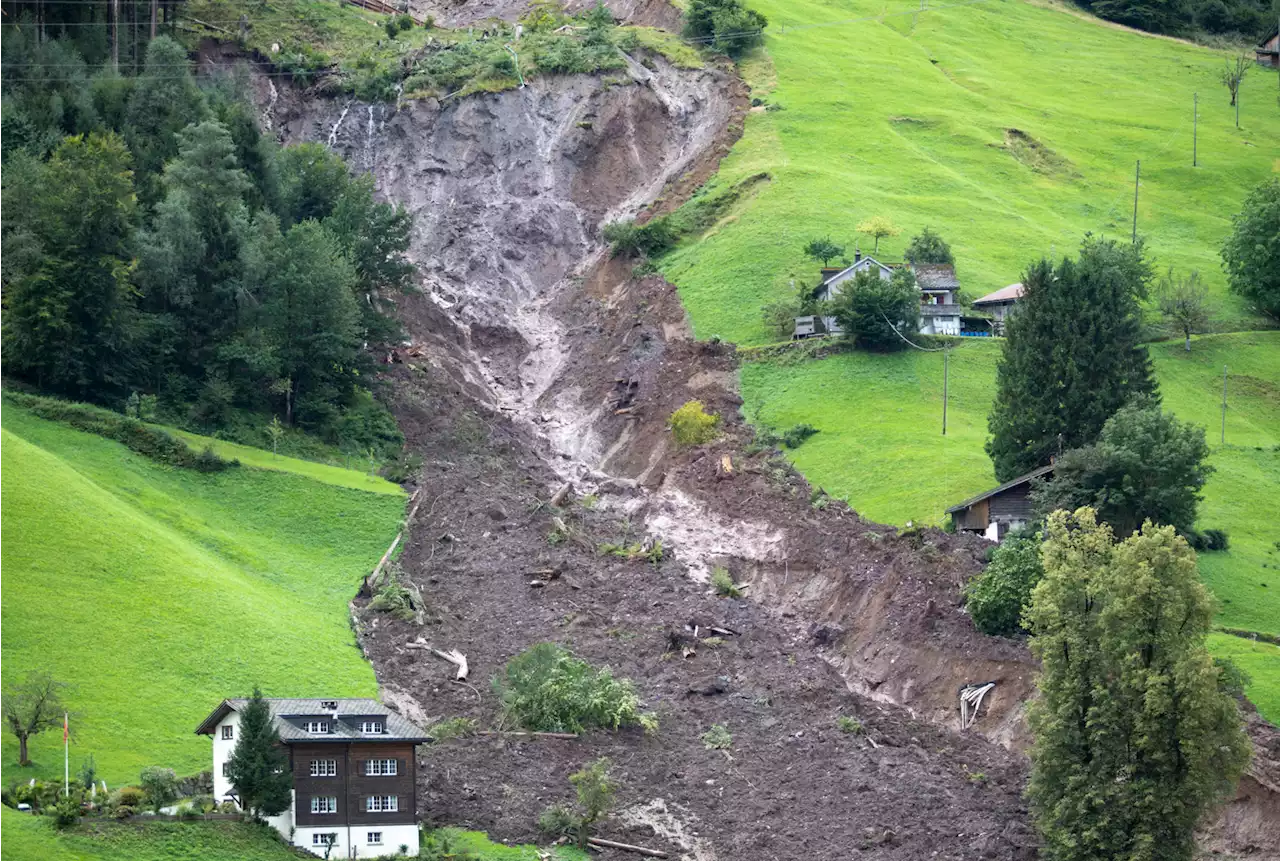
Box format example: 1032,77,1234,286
742,332,1280,717
0,808,300,861
661,0,1280,345
0,406,404,786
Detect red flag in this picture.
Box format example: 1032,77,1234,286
64,713,68,743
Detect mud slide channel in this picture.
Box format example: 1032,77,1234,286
231,22,1277,858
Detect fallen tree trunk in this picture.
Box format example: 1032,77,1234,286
587,837,668,857
478,730,579,740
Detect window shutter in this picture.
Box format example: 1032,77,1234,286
397,758,406,778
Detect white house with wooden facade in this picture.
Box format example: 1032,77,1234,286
793,254,963,338
197,698,431,858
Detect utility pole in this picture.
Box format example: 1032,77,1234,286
1192,93,1197,167
1131,159,1140,244
1235,81,1240,129
941,346,950,436
1220,365,1228,445
150,0,158,39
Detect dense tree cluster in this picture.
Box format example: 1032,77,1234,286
1076,0,1277,41
2,33,412,454
986,235,1158,480
1026,509,1249,861
683,0,768,58
1222,178,1280,318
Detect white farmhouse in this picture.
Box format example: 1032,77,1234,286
793,254,963,338
197,698,431,858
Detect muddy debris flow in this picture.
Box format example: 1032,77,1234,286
215,23,1280,859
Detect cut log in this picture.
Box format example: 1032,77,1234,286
368,532,402,589
550,482,573,508
432,648,469,681
587,837,668,857
478,730,579,739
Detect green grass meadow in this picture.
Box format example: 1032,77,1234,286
1,406,404,786
661,0,1280,345
741,332,1280,717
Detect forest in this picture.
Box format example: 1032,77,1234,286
2,15,411,456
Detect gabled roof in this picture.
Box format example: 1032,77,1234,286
1259,26,1278,47
910,263,959,291
973,283,1024,305
195,698,431,743
821,255,894,285
945,464,1053,514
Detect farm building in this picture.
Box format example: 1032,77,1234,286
794,254,963,338
946,464,1052,541
1258,27,1279,67
972,283,1024,335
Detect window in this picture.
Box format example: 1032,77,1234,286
312,833,336,847
360,721,385,734
304,720,330,734
364,759,397,777
365,795,398,813
367,832,383,846
310,759,337,778
221,725,233,740
310,796,338,815
221,762,230,777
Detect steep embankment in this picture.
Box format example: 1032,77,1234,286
0,406,403,784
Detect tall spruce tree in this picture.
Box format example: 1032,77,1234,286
986,235,1158,480
225,688,292,819
1026,509,1249,861
123,37,207,206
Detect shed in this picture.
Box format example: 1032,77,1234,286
1257,27,1279,67
946,464,1052,541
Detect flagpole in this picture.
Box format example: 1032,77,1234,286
64,712,69,797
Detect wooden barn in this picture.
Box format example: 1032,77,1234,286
1257,27,1279,67
946,464,1053,541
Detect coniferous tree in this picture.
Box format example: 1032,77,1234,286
903,227,954,265
225,688,292,819
2,132,138,398
986,235,1157,480
123,36,206,205
1026,509,1249,861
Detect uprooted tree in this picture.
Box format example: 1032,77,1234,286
1025,509,1249,861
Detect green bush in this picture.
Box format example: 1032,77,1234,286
368,572,418,622
114,786,145,808
4,392,237,472
836,715,863,734
602,217,679,258
112,805,137,819
1186,527,1230,552
494,642,654,734
537,803,578,838
52,794,81,828
963,531,1045,637
139,765,177,812
669,400,720,446
701,723,733,749
710,566,743,598
683,0,767,58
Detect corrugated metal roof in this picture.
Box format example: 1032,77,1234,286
195,698,430,743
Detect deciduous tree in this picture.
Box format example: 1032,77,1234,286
803,236,845,267
1025,509,1249,861
903,226,954,265
1221,178,1280,317
683,0,767,58
986,235,1157,480
855,215,900,254
1156,269,1211,351
828,267,921,350
224,688,292,819
2,672,69,767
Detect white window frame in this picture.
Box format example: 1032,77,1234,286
312,833,337,846
221,762,230,777
304,720,331,734
367,831,383,845
310,759,337,778
221,725,233,740
360,720,385,734
365,795,398,813
364,759,397,776
310,796,338,815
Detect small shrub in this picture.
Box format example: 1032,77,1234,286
701,723,733,750
52,795,82,829
177,802,201,820
217,800,237,814
538,803,578,838
1186,528,1230,552
669,400,720,446
113,805,137,820
780,423,818,448
115,786,145,808
711,566,743,598
369,572,418,622
703,636,725,648
384,17,400,38
963,532,1044,637
836,715,863,734
381,449,424,483
397,13,413,30
139,766,177,813
427,717,478,741
494,643,654,733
